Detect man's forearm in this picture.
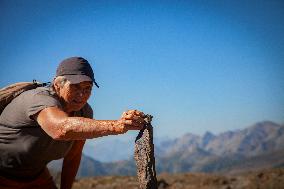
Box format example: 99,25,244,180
56,118,123,140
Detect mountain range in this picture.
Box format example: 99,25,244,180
48,121,284,177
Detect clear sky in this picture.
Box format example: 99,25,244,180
1,0,283,138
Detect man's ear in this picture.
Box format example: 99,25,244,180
53,78,61,92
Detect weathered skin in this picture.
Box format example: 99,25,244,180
37,107,145,140
36,80,146,140
135,115,158,189
35,78,147,189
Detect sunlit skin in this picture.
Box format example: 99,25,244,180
34,78,146,189
39,79,146,139
54,81,93,113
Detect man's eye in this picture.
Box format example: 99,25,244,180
71,85,80,90
70,84,92,92
84,88,92,93
70,84,77,88
86,87,92,91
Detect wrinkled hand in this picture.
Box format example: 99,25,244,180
122,110,146,130
113,110,146,134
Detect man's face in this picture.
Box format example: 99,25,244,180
60,81,93,112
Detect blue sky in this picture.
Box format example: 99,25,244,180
0,0,283,138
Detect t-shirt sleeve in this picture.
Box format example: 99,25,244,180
26,92,62,119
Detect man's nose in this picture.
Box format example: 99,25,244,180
77,91,89,98
74,90,83,97
79,92,83,97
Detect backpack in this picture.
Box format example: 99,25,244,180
0,81,50,115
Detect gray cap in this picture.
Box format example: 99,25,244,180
56,57,99,88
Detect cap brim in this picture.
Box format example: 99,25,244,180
64,75,99,88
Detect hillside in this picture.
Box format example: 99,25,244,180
72,168,284,189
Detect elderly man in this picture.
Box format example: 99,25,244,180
0,57,146,189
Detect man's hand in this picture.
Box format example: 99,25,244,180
112,110,146,133
122,110,146,130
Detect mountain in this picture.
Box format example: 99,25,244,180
83,137,135,162
204,121,284,156
158,121,284,158
49,121,284,177
152,121,284,174
83,121,284,162
78,154,107,176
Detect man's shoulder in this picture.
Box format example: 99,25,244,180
32,86,56,96
17,86,55,99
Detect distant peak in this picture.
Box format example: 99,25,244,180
202,131,215,147
203,131,215,137
182,132,199,138
250,121,280,129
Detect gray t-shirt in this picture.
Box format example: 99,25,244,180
0,87,93,180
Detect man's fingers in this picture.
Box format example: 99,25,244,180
127,125,144,130
124,110,145,117
123,114,146,123
122,120,144,130
119,110,146,131
126,123,144,130
134,117,146,124
123,114,134,119
133,110,145,117
138,111,145,118
121,111,128,118
123,120,132,125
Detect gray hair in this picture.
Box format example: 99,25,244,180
53,76,70,88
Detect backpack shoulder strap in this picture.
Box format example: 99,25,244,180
0,81,46,114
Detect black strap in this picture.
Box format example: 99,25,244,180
32,79,51,87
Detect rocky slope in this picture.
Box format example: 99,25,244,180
72,168,284,189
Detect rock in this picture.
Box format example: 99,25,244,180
134,115,158,189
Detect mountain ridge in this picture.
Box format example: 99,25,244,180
48,120,284,177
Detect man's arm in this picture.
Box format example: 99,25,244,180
60,140,85,189
35,107,145,140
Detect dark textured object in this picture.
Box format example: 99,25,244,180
135,114,158,189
